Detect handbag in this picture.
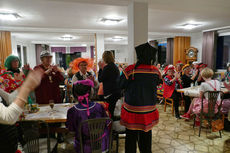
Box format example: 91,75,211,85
211,119,224,132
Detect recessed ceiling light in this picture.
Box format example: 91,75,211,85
0,12,21,20
81,44,87,47
180,23,202,30
112,36,124,41
60,34,76,41
98,17,124,25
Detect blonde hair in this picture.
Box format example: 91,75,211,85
201,67,214,79
102,51,115,64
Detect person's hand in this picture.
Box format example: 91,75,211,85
14,73,24,81
45,66,52,74
175,72,180,79
22,68,44,91
23,64,30,71
98,61,104,69
195,69,199,76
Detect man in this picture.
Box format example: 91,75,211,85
34,51,64,104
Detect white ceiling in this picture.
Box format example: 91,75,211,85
1,0,230,45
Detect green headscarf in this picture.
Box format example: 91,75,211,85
4,55,21,69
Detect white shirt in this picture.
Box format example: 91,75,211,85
0,89,23,125
200,80,221,99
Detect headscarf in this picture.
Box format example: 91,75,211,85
4,55,21,73
73,79,94,116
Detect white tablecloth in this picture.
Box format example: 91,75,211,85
25,103,73,121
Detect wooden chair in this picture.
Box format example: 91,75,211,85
164,98,174,115
193,91,224,137
79,117,113,153
17,120,58,153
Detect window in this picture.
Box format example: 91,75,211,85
23,46,27,64
216,36,230,69
17,45,22,61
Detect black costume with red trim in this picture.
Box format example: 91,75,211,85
120,64,161,132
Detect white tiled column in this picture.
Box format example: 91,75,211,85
96,33,105,63
128,1,148,64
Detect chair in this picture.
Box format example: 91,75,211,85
164,98,174,115
193,91,224,137
79,117,113,153
17,120,58,153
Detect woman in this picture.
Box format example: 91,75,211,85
181,68,221,124
163,65,182,118
0,69,43,153
120,42,161,153
181,64,198,114
98,51,121,120
34,51,64,104
66,79,109,153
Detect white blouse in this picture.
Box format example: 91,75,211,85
0,89,23,125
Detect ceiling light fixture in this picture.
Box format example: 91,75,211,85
98,17,123,25
0,12,21,20
112,36,124,41
60,34,76,41
81,44,87,47
180,23,202,30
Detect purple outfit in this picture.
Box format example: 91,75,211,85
66,102,109,153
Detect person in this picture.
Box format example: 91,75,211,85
175,60,184,76
195,63,207,85
66,79,110,153
64,68,74,103
120,42,161,153
98,51,121,120
72,58,98,99
0,69,43,153
181,68,221,123
34,51,64,104
180,64,198,118
163,65,182,119
223,63,230,82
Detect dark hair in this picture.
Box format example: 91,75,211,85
135,43,157,69
72,83,91,98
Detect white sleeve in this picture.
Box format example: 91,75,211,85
200,83,206,92
0,102,23,125
0,89,18,105
72,75,78,85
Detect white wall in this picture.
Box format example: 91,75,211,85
11,36,37,68
105,44,128,63
190,32,203,62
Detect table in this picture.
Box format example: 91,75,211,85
177,86,229,98
24,103,74,123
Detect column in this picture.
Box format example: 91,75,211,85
95,33,105,64
128,1,148,64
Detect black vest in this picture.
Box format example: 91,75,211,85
0,98,18,153
75,71,92,81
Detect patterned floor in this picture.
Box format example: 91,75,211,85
58,104,230,153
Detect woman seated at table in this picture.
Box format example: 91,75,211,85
181,64,198,114
0,69,42,153
180,68,221,124
66,79,110,153
163,65,182,119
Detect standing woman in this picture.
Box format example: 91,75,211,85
120,42,161,153
98,51,121,119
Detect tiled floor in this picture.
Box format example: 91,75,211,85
58,104,230,153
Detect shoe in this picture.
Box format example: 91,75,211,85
175,113,181,119
180,113,190,120
195,121,200,127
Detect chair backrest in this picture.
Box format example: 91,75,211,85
201,91,224,117
79,117,113,153
17,120,50,153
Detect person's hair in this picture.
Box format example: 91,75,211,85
201,67,214,79
102,51,115,64
72,83,91,99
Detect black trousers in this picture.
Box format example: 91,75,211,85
125,129,152,153
104,92,120,120
170,90,181,114
183,95,191,113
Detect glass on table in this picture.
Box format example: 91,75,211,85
49,100,55,111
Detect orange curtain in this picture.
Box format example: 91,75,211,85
0,31,12,69
173,36,190,65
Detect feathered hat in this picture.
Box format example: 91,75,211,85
71,58,94,74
